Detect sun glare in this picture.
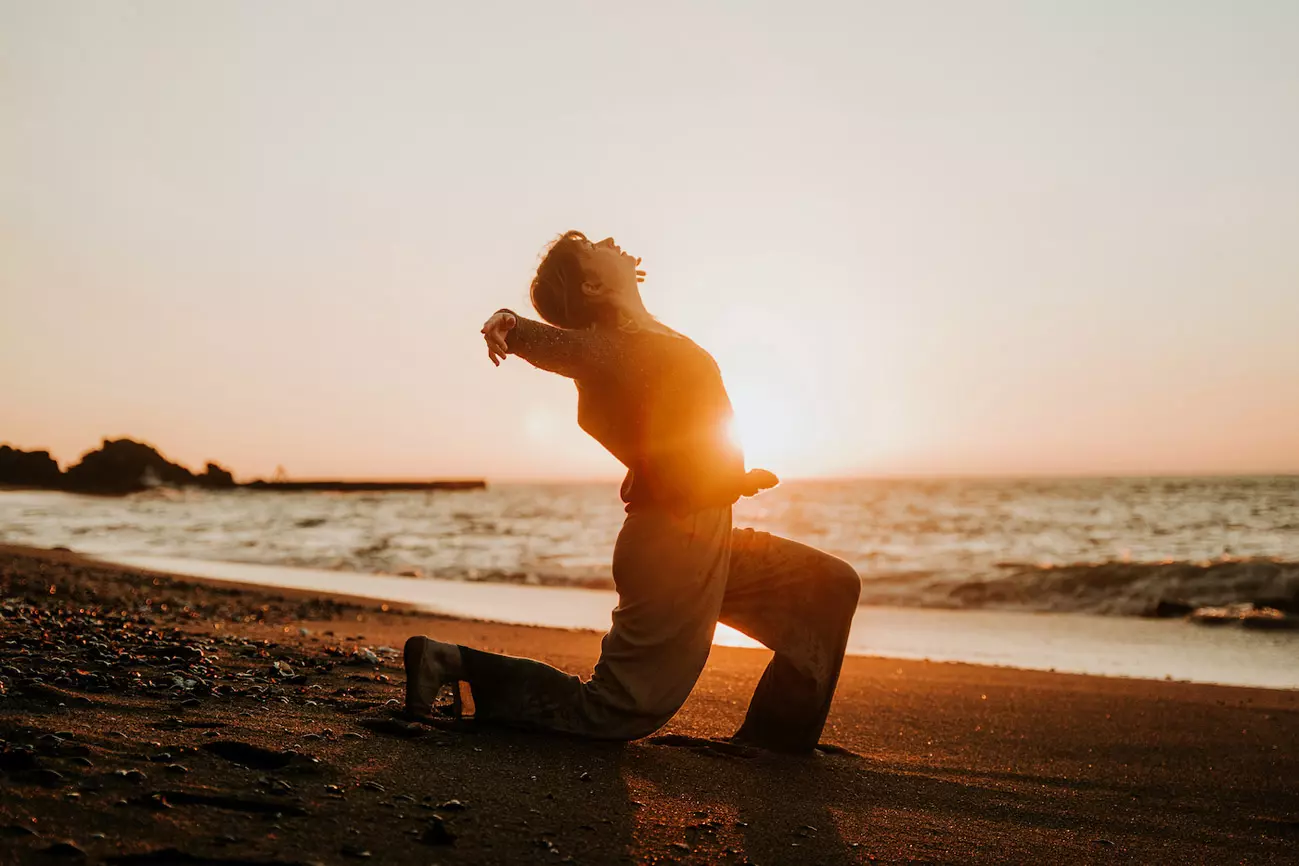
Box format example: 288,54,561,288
708,307,831,476
726,385,803,472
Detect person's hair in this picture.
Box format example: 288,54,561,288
530,230,600,329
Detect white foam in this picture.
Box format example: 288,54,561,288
109,554,1299,691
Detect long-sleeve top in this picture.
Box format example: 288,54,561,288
501,312,751,512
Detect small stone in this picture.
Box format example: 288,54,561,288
358,718,422,738
0,749,39,772
341,845,372,858
579,771,590,781
143,793,172,810
421,816,456,846
165,763,189,774
41,840,87,860
438,799,467,811
362,781,385,792
28,768,66,788
114,769,148,784
0,824,37,837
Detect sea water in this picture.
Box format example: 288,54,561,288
3,477,1297,614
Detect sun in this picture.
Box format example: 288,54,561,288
709,312,827,474
725,382,806,472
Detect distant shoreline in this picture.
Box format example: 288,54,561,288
242,479,486,492
1,437,483,496
0,480,487,495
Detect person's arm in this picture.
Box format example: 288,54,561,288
481,309,612,380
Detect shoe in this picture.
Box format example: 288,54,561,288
403,635,462,719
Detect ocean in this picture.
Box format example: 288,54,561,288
3,477,1298,689
3,476,1298,614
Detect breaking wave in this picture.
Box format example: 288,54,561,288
856,557,1299,617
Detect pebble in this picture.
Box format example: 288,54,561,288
202,741,293,770
41,841,87,860
421,816,456,846
28,768,67,788
0,749,40,772
358,718,422,738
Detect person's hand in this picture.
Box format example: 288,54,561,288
739,468,779,496
481,310,516,366
635,257,646,284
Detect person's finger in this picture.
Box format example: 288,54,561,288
493,336,509,356
487,346,499,366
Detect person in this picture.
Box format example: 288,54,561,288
404,231,861,753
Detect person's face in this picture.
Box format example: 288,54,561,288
578,236,641,301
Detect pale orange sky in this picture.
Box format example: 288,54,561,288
3,2,1297,481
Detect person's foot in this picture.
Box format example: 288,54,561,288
403,635,463,718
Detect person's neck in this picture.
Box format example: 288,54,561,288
603,295,664,334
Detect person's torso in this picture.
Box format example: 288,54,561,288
573,329,746,510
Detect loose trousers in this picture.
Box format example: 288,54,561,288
459,505,861,753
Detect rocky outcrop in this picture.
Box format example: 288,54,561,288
198,462,236,488
0,445,63,487
62,439,200,494
55,439,241,494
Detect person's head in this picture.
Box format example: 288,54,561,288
530,230,643,329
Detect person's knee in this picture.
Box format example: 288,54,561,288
825,556,862,611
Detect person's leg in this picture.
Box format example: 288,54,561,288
719,528,861,753
407,506,733,741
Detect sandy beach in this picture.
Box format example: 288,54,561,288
1,544,1296,865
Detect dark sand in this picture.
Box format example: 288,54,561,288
1,545,1296,865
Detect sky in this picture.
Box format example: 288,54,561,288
2,1,1297,481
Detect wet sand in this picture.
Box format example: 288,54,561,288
1,545,1296,864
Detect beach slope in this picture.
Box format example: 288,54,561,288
1,545,1296,864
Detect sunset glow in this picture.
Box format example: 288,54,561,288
3,3,1297,480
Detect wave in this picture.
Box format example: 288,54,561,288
371,556,1299,620
857,557,1299,617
